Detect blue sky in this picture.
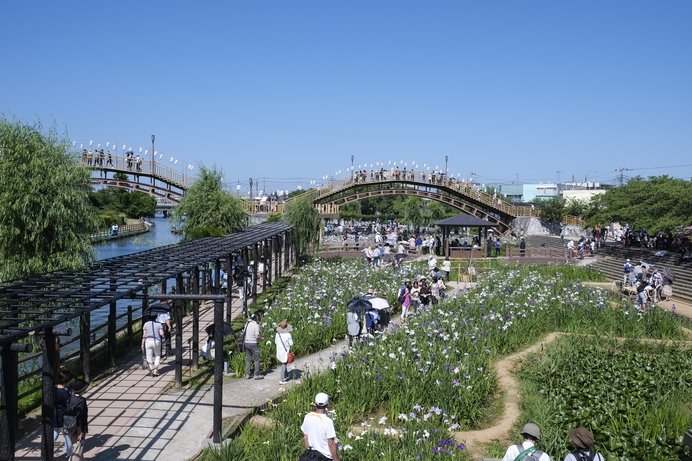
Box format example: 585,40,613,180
2,1,691,194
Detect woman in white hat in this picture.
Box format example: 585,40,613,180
274,320,293,384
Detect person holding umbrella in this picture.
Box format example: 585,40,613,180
275,320,294,384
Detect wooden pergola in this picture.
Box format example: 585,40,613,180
0,222,294,460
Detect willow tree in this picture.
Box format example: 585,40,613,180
0,118,97,282
174,166,247,240
284,190,321,262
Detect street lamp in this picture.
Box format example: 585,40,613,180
445,155,448,185
151,135,155,184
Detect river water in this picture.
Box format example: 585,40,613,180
94,216,181,260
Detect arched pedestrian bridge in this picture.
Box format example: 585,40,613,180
314,170,536,233
81,153,193,204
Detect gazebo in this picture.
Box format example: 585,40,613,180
434,214,498,257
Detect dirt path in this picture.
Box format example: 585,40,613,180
453,330,692,460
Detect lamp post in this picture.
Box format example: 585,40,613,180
151,134,156,183
351,154,354,181
444,155,449,185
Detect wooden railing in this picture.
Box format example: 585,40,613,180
315,171,536,218
90,222,149,242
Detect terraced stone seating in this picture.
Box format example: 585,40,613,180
588,244,692,302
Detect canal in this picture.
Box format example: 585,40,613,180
94,216,181,260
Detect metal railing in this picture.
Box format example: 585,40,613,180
90,222,149,241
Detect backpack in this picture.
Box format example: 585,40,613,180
62,395,80,435
571,449,598,461
513,445,545,461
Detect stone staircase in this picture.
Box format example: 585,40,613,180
588,244,692,302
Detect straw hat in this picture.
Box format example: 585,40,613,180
568,427,595,449
277,320,292,333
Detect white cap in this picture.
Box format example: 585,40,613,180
314,392,329,407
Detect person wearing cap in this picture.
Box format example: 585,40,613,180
564,427,604,461
66,379,89,461
502,422,551,461
300,393,340,461
623,258,632,286
54,371,74,458
274,320,293,384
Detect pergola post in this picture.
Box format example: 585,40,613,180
274,236,280,280
242,247,250,317
277,235,283,278
80,310,91,383
212,298,224,443
0,344,22,461
174,297,184,388
252,245,259,304
192,267,200,370
226,255,233,323
262,241,268,292
266,239,273,287
41,328,58,460
108,277,117,367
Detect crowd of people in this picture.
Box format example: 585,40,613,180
623,258,674,308
81,148,113,167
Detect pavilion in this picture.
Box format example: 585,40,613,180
433,214,498,257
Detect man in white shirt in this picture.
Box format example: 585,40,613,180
300,393,340,461
502,423,551,461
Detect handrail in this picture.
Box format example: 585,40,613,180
314,170,535,218
79,153,196,189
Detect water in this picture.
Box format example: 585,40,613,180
58,218,182,362
94,216,181,260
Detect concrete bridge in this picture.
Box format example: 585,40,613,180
314,170,536,233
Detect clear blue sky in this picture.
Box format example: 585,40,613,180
2,1,691,193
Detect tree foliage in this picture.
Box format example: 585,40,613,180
538,196,566,224
0,118,97,282
285,190,321,262
173,167,247,240
89,188,156,225
584,176,692,232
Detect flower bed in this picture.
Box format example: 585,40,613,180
516,336,692,460
229,259,421,376
207,263,686,460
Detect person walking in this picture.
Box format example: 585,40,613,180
400,281,412,319
141,315,164,376
520,238,526,257
156,306,173,358
300,392,340,461
502,423,551,461
274,320,293,385
346,309,361,347
244,313,263,379
54,371,73,458
564,427,604,461
66,379,89,461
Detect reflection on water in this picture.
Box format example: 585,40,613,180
94,217,181,260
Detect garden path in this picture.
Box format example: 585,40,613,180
582,281,692,320
453,329,692,460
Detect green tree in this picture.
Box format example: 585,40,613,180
425,200,457,224
393,196,425,227
0,118,98,282
565,198,588,218
538,196,566,224
173,167,247,240
584,176,692,232
338,201,362,220
285,190,321,262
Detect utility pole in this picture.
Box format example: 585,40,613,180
444,155,448,185
249,178,253,213
556,170,561,185
615,168,628,185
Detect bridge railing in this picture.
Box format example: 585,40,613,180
79,153,196,189
242,200,285,215
315,170,536,218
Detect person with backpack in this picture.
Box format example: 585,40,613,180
501,422,551,461
54,371,74,458
300,392,340,461
141,314,164,377
563,427,604,461
63,379,89,461
623,259,632,286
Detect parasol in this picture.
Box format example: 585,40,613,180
143,302,171,317
205,322,233,337
347,297,372,312
367,297,390,311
